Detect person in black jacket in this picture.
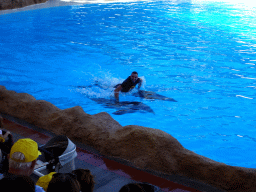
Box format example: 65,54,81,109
0,115,14,174
114,71,142,102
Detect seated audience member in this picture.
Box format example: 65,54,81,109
2,138,45,192
0,129,13,151
119,183,159,192
7,138,41,176
0,116,14,173
119,183,146,192
0,174,35,192
36,172,56,192
72,168,95,192
0,115,14,155
0,115,3,128
47,173,81,192
37,169,95,192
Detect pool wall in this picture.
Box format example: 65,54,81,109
1,85,256,192
0,0,48,10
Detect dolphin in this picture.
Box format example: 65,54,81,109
77,85,177,102
90,98,155,115
133,90,177,102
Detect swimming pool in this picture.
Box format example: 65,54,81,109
1,0,256,168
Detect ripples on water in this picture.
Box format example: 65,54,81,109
1,0,256,167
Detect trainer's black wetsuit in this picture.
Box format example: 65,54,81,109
115,76,142,92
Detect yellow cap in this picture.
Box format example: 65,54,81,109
0,136,5,143
10,138,41,162
36,172,56,191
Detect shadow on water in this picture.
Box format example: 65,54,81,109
90,98,155,115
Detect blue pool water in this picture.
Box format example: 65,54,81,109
1,0,256,168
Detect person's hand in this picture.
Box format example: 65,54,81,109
115,97,119,103
114,85,122,102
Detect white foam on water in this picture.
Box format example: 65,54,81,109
236,95,253,99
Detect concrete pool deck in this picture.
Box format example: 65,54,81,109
1,114,225,192
0,0,81,14
0,0,141,15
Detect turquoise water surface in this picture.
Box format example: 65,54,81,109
1,0,256,168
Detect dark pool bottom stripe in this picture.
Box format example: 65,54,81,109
3,118,200,192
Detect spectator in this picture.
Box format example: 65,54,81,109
0,115,3,129
119,183,146,192
7,138,41,176
1,138,45,192
0,174,35,192
36,172,56,192
47,173,81,192
0,129,13,149
119,183,159,192
0,114,14,155
72,168,95,192
0,115,14,174
36,169,95,192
